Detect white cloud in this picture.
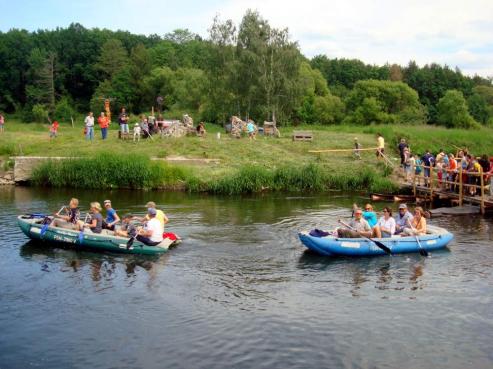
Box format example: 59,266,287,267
212,0,493,76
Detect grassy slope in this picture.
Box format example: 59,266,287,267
1,118,491,183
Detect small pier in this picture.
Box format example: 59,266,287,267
403,165,493,215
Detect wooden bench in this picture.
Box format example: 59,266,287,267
292,131,313,141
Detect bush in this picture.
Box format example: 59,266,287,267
32,104,49,123
54,97,76,123
32,154,190,189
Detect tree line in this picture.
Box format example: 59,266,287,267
1,10,492,128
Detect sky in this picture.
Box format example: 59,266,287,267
1,0,492,77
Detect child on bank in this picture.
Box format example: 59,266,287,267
49,121,59,139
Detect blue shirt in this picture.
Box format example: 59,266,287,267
106,208,117,223
363,211,377,227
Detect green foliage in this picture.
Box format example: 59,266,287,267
310,56,389,89
54,97,76,122
403,62,475,123
95,39,129,79
32,104,49,123
1,17,492,128
344,80,426,125
436,90,479,129
31,154,190,189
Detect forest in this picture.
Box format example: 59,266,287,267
1,10,492,128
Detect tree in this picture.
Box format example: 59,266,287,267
344,80,426,124
26,48,56,112
96,39,128,80
436,90,479,128
164,29,199,44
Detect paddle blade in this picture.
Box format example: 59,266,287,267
78,230,84,244
419,248,429,257
373,240,392,255
126,237,135,249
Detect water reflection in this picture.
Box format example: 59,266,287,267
297,250,445,296
19,240,169,287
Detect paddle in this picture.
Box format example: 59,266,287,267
338,219,392,255
40,206,66,237
78,214,90,245
126,231,138,249
407,219,429,257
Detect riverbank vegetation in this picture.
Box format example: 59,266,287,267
6,118,492,194
31,154,397,194
1,11,492,129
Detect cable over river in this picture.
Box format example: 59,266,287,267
0,187,492,369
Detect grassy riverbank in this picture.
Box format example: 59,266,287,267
3,118,492,193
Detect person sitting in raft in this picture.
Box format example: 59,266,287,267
136,208,164,246
53,198,81,229
140,201,168,228
372,207,396,238
401,206,427,236
395,203,413,235
362,203,378,228
115,214,137,238
337,208,372,238
102,199,120,231
81,202,103,234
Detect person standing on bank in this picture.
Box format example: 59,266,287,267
137,208,164,246
98,112,109,140
0,112,5,133
376,133,385,159
84,112,94,141
118,108,129,136
398,138,408,167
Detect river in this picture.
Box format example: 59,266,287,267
0,187,492,369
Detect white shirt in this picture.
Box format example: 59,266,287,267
377,216,396,235
146,218,164,243
85,116,94,127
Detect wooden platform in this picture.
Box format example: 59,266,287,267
404,183,493,214
292,131,313,141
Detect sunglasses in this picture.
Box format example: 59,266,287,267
383,210,389,213
365,208,371,211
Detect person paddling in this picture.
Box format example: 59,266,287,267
337,208,372,238
136,208,164,246
53,198,81,229
81,202,103,234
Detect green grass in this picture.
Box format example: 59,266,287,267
3,117,492,193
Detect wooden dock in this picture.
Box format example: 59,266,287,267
402,165,493,214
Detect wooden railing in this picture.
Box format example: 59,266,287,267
409,163,491,214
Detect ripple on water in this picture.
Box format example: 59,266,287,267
1,189,493,369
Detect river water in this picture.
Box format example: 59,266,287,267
0,187,492,369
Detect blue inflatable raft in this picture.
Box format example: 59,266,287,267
298,225,453,257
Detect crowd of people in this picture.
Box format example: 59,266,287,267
337,203,426,239
396,139,493,197
82,108,207,142
51,198,169,247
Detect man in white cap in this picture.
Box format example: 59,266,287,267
395,203,413,234
144,201,168,228
137,208,164,246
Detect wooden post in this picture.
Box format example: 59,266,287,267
413,164,417,196
459,166,463,206
429,165,434,201
480,170,485,215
